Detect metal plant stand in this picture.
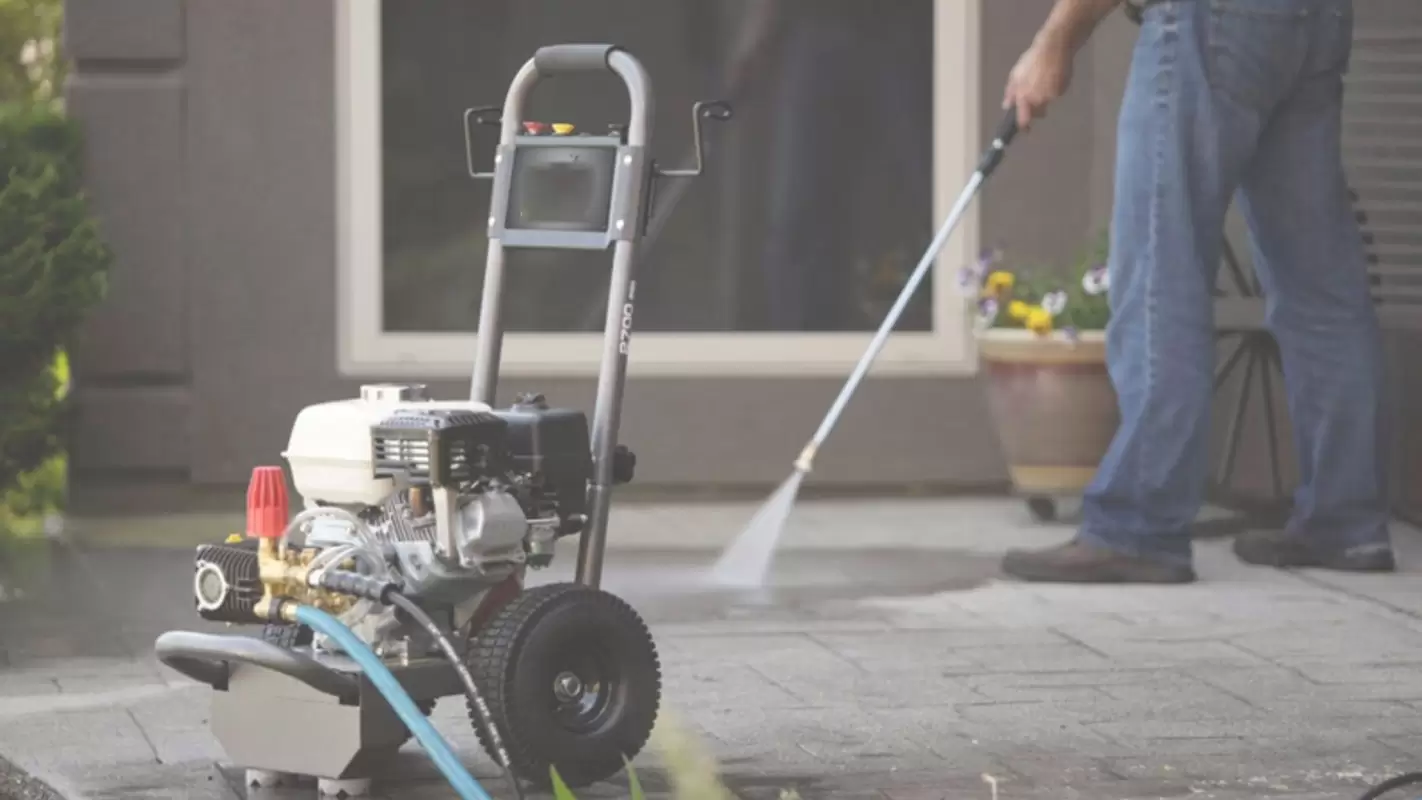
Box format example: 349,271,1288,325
1196,234,1292,538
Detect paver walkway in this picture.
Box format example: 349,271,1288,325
3,498,1422,799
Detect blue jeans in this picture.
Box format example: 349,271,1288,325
1079,0,1391,565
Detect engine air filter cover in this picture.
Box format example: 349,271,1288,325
372,408,510,487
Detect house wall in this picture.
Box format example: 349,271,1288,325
62,0,1415,517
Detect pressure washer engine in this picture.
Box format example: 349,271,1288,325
154,44,730,799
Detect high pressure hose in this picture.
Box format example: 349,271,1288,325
303,568,523,799
386,591,525,800
291,602,495,800
1356,771,1422,799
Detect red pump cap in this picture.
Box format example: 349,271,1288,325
522,121,548,135
246,466,289,539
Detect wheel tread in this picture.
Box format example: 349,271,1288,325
466,582,661,789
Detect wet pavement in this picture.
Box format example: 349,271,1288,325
4,497,1422,799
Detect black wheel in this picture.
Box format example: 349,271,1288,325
466,582,661,789
1026,496,1057,522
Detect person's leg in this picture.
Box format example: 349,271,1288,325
1229,4,1394,572
1001,0,1303,583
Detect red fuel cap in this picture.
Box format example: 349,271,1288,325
522,121,548,135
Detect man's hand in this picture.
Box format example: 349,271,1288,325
1002,0,1122,131
1002,36,1074,131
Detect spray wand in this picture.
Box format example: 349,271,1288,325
794,109,1019,474
710,109,1022,587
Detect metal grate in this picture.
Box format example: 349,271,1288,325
1344,26,1422,329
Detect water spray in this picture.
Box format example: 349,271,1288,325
710,108,1024,588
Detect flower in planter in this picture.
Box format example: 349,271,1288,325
1041,290,1068,317
983,270,1015,297
1083,264,1109,295
1025,305,1054,335
958,246,1004,294
975,296,1000,330
960,231,1111,338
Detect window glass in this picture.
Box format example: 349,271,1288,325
381,0,935,333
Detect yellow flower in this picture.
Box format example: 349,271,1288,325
1007,300,1031,321
984,271,1015,295
1025,306,1054,335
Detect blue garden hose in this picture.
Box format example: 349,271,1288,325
292,604,494,800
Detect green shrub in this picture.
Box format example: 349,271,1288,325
0,102,111,527
0,0,65,107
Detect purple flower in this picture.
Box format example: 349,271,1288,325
979,246,1003,266
958,265,981,293
974,296,1000,330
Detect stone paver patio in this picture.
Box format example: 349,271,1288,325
3,497,1422,799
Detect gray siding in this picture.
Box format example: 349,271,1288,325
62,0,1418,516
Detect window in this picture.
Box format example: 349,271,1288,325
337,0,980,377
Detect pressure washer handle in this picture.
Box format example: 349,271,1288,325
533,44,620,75
975,108,1021,178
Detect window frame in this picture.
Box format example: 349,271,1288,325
335,0,982,378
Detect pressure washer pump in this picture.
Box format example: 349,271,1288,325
154,45,730,799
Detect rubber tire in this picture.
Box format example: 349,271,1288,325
1026,496,1057,523
466,582,661,790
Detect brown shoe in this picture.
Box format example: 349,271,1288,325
1001,539,1197,584
1233,529,1396,573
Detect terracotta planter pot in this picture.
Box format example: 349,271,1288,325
977,328,1118,499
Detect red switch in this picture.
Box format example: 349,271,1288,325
245,465,289,539
522,121,548,135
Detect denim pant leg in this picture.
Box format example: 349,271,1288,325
1232,8,1392,553
1078,1,1272,565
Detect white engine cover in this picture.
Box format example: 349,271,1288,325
282,385,494,507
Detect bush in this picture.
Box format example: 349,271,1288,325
0,102,111,523
0,0,65,107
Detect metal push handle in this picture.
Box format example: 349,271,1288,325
532,44,621,75
494,45,653,148
468,48,661,591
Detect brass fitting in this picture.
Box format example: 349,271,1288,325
250,537,358,622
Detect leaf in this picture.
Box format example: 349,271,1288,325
623,755,646,800
549,766,579,800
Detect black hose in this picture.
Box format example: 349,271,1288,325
387,590,525,800
1357,771,1422,800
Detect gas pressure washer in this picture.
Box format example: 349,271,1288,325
154,45,730,799
144,37,1422,800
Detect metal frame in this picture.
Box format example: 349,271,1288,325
155,630,463,780
464,45,680,588
1202,233,1293,534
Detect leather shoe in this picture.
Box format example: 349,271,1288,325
1233,529,1395,572
1001,538,1197,584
